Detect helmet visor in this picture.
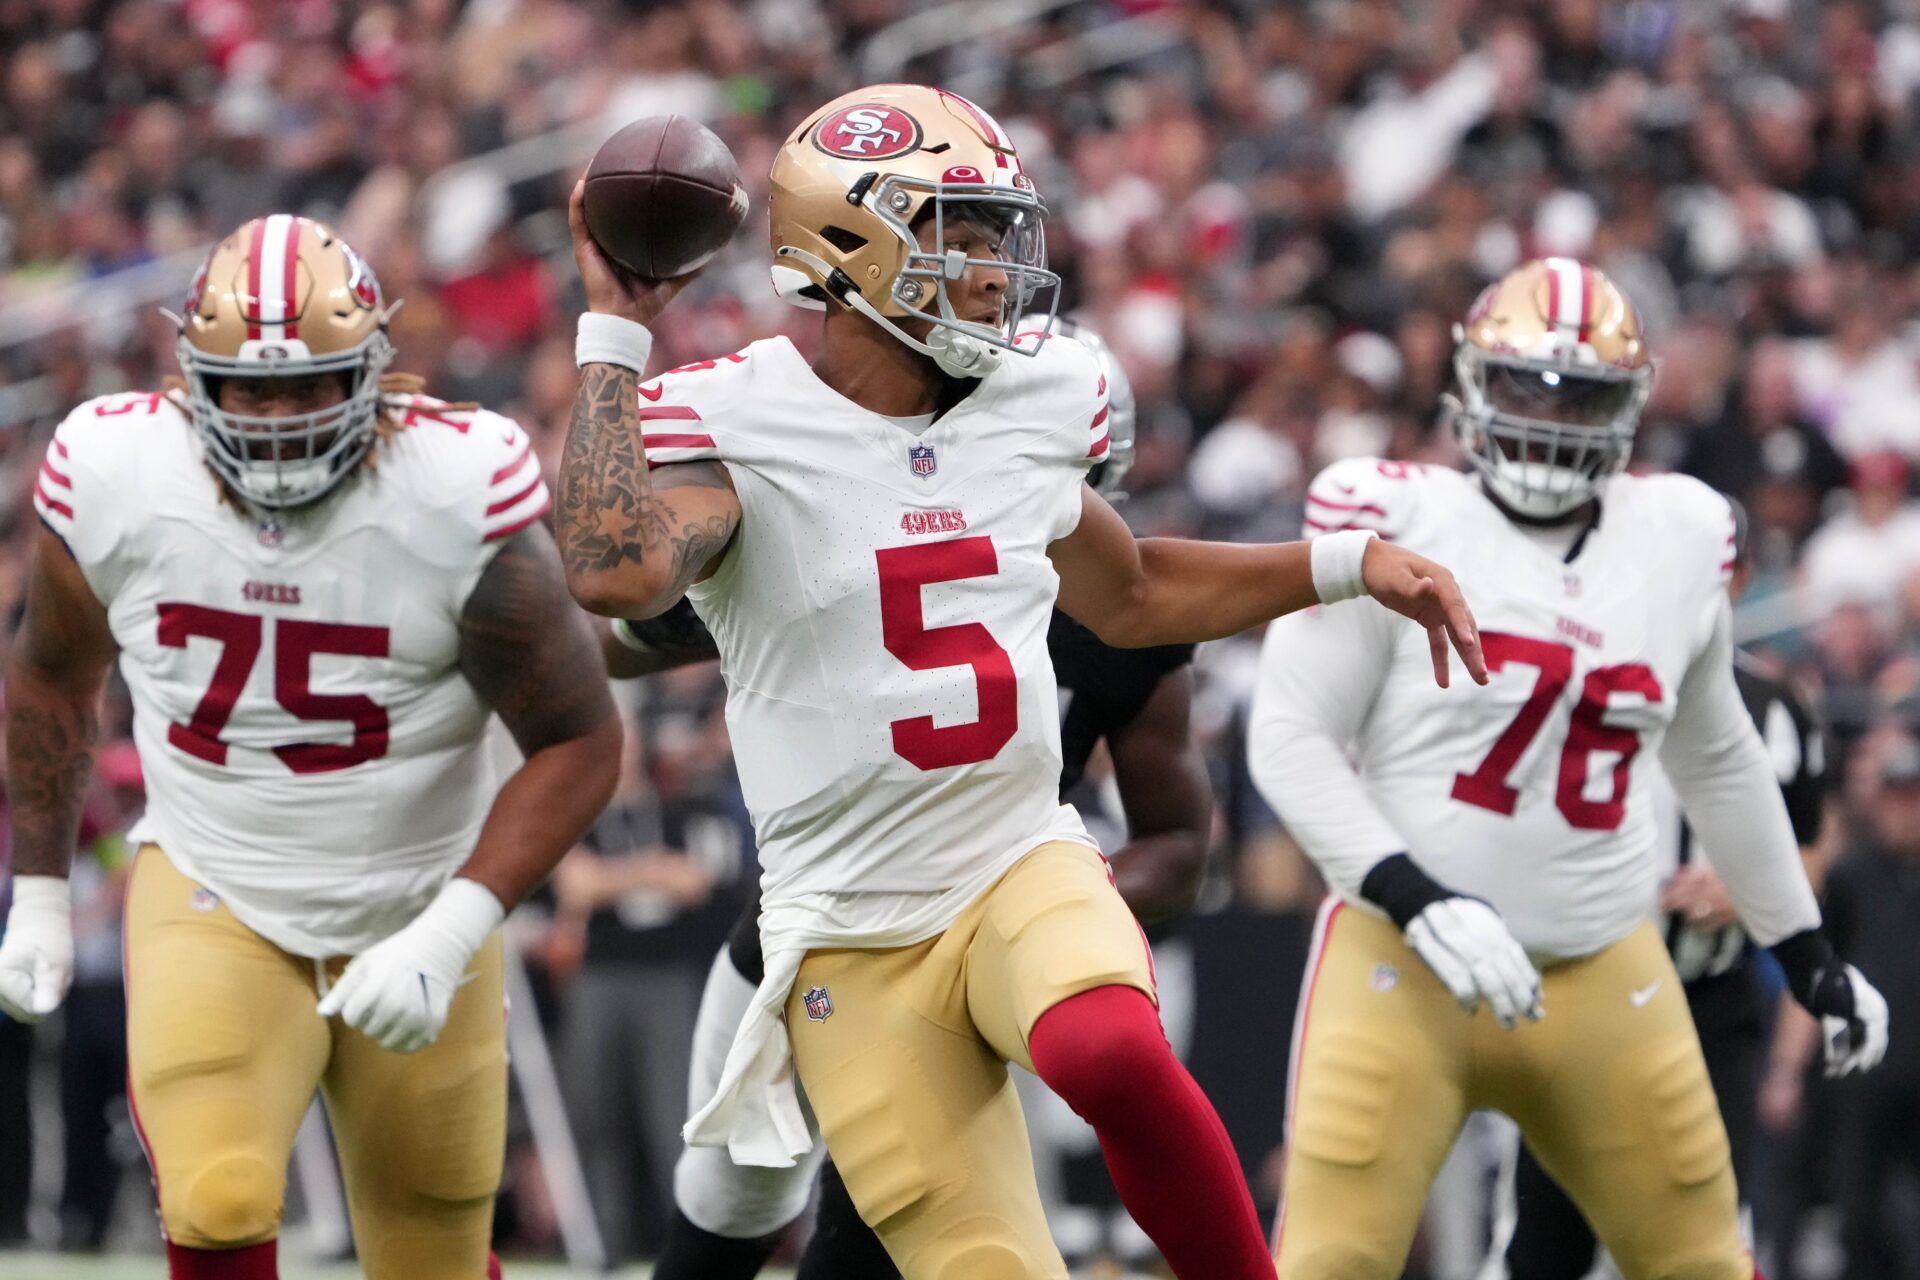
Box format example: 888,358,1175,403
874,176,1060,351
1484,363,1639,428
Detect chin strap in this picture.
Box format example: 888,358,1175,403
774,246,1004,380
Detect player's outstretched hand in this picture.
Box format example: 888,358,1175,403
0,877,73,1023
317,878,503,1053
569,179,698,327
1360,541,1488,689
1404,897,1544,1029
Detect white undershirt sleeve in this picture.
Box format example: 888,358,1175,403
1659,594,1822,946
1248,599,1410,899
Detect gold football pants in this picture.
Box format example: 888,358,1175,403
124,845,506,1277
1274,901,1750,1280
785,840,1157,1280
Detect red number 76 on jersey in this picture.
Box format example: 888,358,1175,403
1450,631,1662,832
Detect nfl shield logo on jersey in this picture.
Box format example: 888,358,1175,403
908,443,937,478
803,985,834,1022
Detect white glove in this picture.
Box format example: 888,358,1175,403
316,878,503,1053
1821,964,1889,1078
0,876,74,1023
1403,897,1544,1029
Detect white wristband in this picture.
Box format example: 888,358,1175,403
1310,529,1378,604
7,875,71,923
576,312,655,373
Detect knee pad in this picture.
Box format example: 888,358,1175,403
931,1241,1035,1280
1278,1243,1399,1280
171,1154,282,1247
674,1142,820,1239
917,1213,1064,1280
1645,1262,1752,1280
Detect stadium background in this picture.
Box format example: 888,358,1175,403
4,0,1920,1275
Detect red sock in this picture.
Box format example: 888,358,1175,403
1028,985,1271,1280
165,1240,277,1280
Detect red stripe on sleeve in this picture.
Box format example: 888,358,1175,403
1088,434,1110,459
34,480,73,520
642,433,717,450
246,218,267,341
637,406,702,422
489,442,533,485
1306,492,1388,516
281,218,302,339
484,497,552,543
40,459,71,489
53,439,69,459
1090,405,1109,430
485,473,544,518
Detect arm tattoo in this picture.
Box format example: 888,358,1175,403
460,525,617,754
556,364,737,597
7,698,99,878
557,363,649,576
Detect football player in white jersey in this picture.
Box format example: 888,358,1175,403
1248,259,1889,1280
0,216,619,1280
554,83,1486,1280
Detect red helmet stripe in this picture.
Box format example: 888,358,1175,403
281,217,302,340
245,218,267,341
1577,262,1595,344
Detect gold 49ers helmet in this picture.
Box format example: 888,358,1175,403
1449,258,1653,519
170,214,394,509
768,83,1058,379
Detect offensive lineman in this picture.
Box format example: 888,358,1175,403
604,323,1213,1279
1250,259,1887,1280
557,83,1487,1279
1489,500,1828,1278
0,217,619,1279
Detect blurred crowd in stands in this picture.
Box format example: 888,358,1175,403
6,0,1920,1274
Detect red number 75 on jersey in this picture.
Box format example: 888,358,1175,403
157,604,389,774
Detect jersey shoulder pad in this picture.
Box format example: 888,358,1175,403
37,392,186,540
380,398,550,546
631,343,766,466
1302,456,1444,543
1614,472,1737,586
1008,332,1108,463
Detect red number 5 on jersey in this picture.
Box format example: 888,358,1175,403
1449,631,1662,831
157,603,389,774
875,537,1018,771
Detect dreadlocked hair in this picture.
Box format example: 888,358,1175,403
162,371,481,506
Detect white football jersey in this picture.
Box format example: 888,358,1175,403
33,390,549,957
1251,458,1754,960
640,335,1107,902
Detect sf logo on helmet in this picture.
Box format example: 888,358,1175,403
813,104,922,161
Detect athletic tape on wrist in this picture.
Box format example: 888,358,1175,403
1310,529,1378,604
576,313,655,372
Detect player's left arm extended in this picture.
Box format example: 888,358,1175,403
0,527,119,1021
317,524,621,1052
1107,667,1212,922
1662,597,1887,1075
1049,485,1486,687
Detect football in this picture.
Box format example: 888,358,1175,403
582,115,750,281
